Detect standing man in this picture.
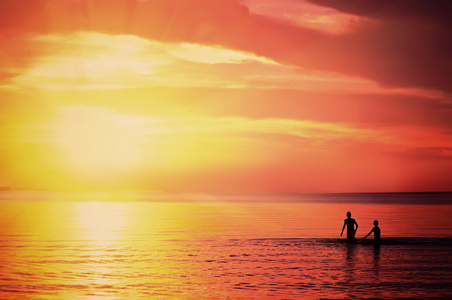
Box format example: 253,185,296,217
341,211,358,242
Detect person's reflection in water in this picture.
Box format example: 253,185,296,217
342,243,357,298
373,245,381,280
346,243,356,264
341,211,358,243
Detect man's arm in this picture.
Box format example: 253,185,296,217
341,220,346,236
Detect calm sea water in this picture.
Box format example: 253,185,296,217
1,192,451,299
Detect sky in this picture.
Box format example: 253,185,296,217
0,0,451,193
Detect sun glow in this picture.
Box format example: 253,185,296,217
54,106,146,179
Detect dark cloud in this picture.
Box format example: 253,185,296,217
308,0,452,23
305,0,452,92
405,147,452,161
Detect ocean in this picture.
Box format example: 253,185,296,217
1,191,451,299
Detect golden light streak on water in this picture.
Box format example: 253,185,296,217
75,202,128,246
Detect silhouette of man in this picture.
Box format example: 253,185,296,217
341,211,358,242
363,220,381,246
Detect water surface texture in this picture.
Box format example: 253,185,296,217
1,192,451,299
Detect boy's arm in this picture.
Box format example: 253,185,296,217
362,228,374,240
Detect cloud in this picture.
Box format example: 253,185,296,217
46,106,376,156
56,105,372,140
308,0,452,23
306,0,452,92
2,0,450,92
10,31,391,92
242,0,361,34
167,43,276,65
404,147,452,161
11,32,282,90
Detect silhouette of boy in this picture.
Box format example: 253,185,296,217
363,220,381,245
341,211,358,242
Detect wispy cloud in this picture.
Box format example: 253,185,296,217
53,105,373,143
242,0,362,34
11,32,280,90
9,31,409,94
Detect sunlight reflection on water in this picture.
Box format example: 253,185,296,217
76,202,128,245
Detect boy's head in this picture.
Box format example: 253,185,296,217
373,220,379,226
346,211,351,218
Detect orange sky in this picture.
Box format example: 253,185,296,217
1,0,451,193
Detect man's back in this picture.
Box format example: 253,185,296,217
344,217,357,240
345,218,356,230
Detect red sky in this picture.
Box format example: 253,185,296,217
0,0,451,193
